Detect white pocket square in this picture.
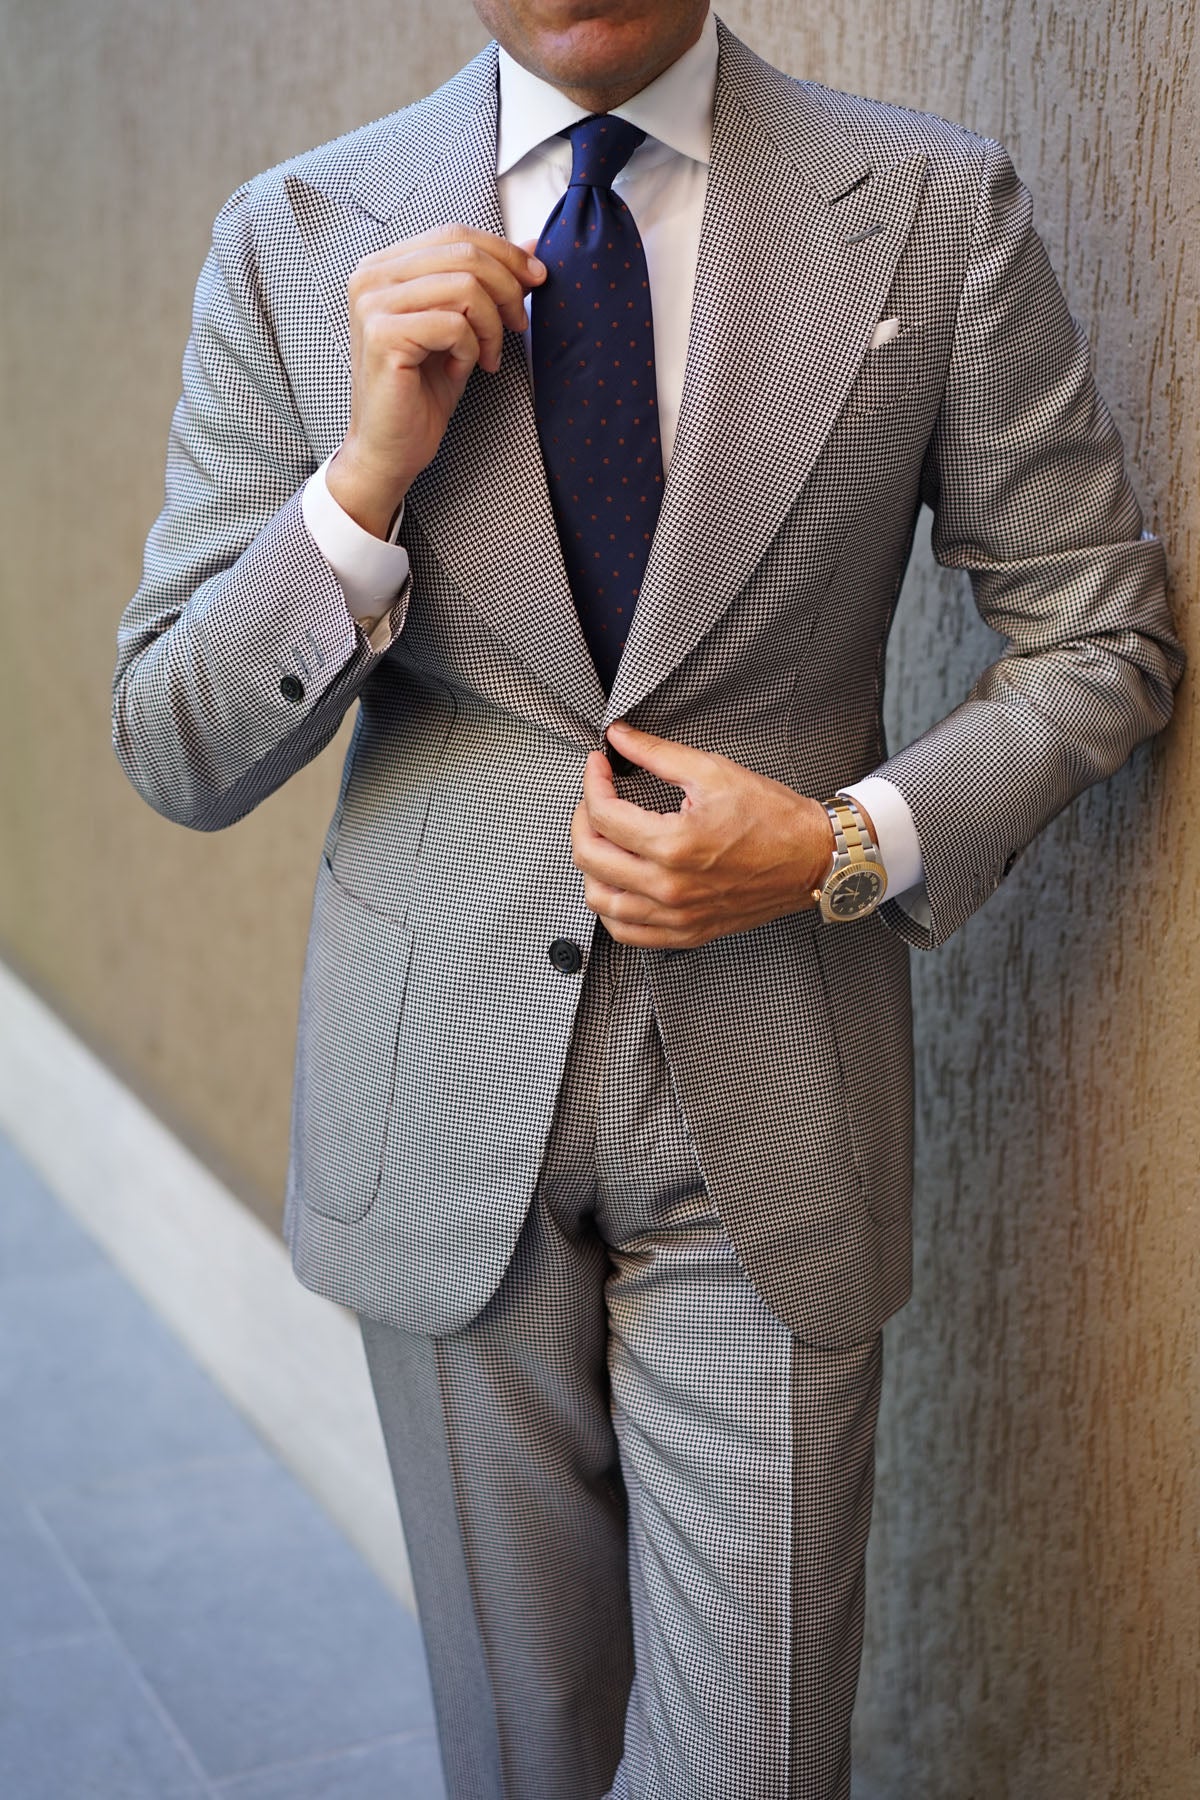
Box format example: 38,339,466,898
869,317,902,349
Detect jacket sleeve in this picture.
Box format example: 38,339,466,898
112,183,409,832
874,135,1183,948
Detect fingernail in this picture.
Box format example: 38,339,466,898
527,255,546,277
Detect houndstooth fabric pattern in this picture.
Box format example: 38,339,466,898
361,928,882,1800
112,21,1181,1346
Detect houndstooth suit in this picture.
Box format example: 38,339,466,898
114,20,1180,1794
113,21,1178,1349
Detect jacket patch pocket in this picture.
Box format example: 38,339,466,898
328,677,457,921
291,860,413,1225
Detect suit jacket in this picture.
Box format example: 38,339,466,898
113,21,1180,1347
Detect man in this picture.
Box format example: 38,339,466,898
113,2,1181,1795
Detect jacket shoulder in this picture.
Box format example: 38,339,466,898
212,41,496,229
717,23,993,187
210,111,400,238
799,81,997,217
799,79,990,168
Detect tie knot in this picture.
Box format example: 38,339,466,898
563,115,646,191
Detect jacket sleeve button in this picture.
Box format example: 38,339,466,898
279,674,305,703
548,938,584,975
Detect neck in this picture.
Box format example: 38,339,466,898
551,70,671,112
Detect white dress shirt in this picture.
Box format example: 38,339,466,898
300,8,926,903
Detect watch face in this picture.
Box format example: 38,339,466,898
828,867,884,919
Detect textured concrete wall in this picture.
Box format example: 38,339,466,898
709,7,1199,1794
2,2,1196,1792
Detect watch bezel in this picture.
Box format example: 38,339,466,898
818,860,887,923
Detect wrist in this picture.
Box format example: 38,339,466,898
326,444,409,540
848,797,878,846
797,795,837,905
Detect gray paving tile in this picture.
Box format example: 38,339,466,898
40,1455,436,1781
217,1731,447,1799
0,1498,98,1652
0,1635,210,1799
0,1263,261,1496
0,1135,103,1283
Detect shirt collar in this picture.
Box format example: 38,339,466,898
496,8,717,177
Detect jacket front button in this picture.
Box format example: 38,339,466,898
279,674,305,703
548,938,583,976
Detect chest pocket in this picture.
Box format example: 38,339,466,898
840,326,928,416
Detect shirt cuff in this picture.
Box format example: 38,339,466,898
838,775,927,922
300,456,410,624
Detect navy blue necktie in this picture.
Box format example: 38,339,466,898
531,116,664,693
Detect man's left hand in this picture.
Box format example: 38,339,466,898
571,720,837,949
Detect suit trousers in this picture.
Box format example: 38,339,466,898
360,928,883,1800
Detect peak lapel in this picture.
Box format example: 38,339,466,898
606,30,928,724
286,45,607,726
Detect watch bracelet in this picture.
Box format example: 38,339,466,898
809,795,884,910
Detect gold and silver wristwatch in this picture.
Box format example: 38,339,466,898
812,797,888,922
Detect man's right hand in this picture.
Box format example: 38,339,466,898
327,225,547,538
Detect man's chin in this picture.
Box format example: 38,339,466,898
538,21,660,86
479,1,705,103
